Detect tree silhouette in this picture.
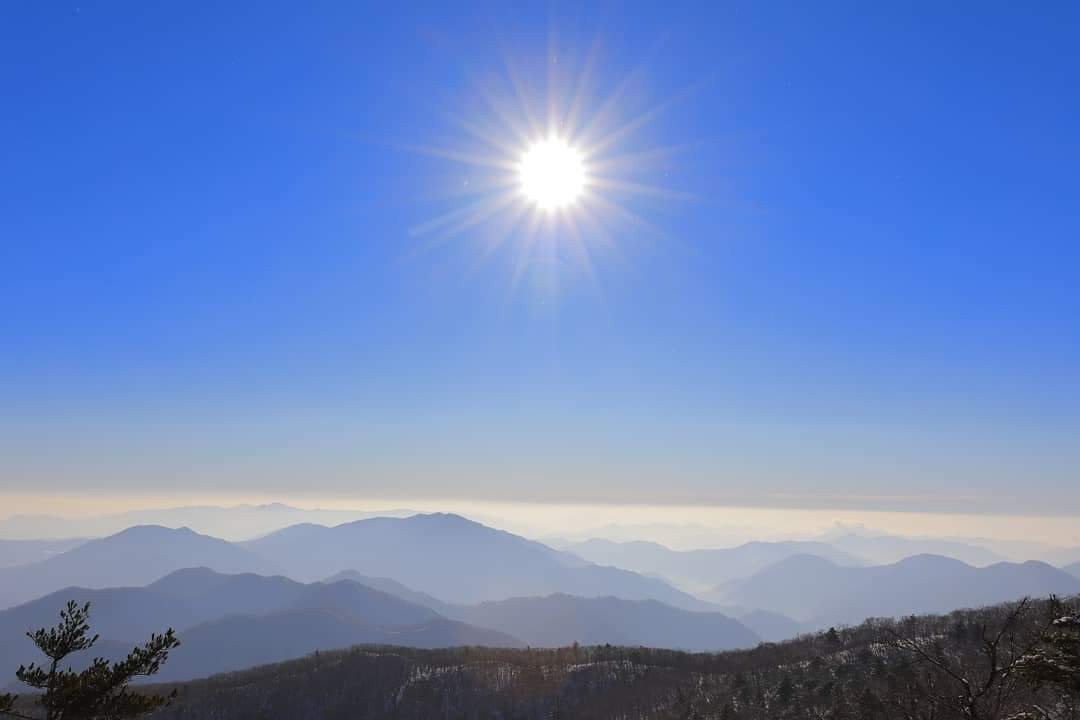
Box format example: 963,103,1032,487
0,600,179,720
1016,608,1080,693
882,598,1058,720
1011,601,1080,719
776,674,795,705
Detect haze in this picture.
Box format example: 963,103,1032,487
1,4,1079,718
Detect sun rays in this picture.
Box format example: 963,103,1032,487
406,38,692,295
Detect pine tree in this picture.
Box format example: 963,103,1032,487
1,600,179,720
1011,604,1080,719
777,675,795,705
1016,610,1080,694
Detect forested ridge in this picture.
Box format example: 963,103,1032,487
139,595,1079,720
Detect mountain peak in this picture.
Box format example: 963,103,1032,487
112,524,200,539
890,554,971,570
409,512,476,525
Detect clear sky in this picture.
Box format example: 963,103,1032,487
2,2,1078,518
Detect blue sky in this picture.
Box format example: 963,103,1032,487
2,1,1078,516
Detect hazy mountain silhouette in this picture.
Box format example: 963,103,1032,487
736,609,807,643
0,504,421,542
154,609,519,682
561,538,863,590
545,523,779,551
1041,547,1080,566
716,553,1080,628
246,513,717,610
0,568,519,686
444,594,759,651
324,570,457,616
0,527,279,610
325,570,762,649
1066,561,1080,579
0,567,459,641
0,538,87,569
821,531,1005,566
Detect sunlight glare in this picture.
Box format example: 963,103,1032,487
518,137,587,210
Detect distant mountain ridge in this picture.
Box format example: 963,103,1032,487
0,516,720,614
449,594,760,650
561,537,864,590
326,570,761,651
0,526,280,610
3,512,1074,673
820,531,1005,566
0,568,519,685
0,538,87,569
245,513,717,610
1066,561,1080,579
158,609,515,682
325,570,458,616
0,504,421,542
735,609,807,643
0,567,762,688
715,553,1080,628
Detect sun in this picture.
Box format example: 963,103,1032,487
518,137,587,210
408,45,685,285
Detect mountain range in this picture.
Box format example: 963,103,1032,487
2,509,1076,684
735,609,808,642
0,568,518,684
819,531,1006,566
142,595,1080,720
242,513,717,609
448,593,759,650
0,526,280,610
325,570,458,615
326,570,761,651
713,553,1080,628
560,537,863,590
0,503,419,542
0,566,766,687
0,516,719,613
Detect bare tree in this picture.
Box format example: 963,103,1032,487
882,598,1059,720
